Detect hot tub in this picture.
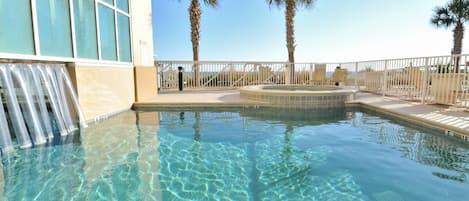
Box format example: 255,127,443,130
240,85,357,108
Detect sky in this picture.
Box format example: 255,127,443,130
152,0,468,63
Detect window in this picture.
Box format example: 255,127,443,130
37,0,73,57
118,13,131,62
0,0,35,54
0,0,133,63
73,0,98,59
98,0,132,62
116,0,129,13
98,4,117,61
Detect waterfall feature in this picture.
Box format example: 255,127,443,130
0,63,87,152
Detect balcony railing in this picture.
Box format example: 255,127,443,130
156,54,469,108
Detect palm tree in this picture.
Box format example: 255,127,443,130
267,0,316,83
431,0,469,71
187,0,218,86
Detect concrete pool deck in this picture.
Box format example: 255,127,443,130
134,89,269,107
133,89,469,137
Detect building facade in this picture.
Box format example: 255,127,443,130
0,0,157,121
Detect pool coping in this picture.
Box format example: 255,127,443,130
133,102,270,109
240,85,357,96
345,102,469,141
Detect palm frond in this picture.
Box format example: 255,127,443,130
463,0,469,20
266,0,284,7
447,0,469,22
431,6,456,28
203,0,218,7
298,0,316,8
266,0,316,8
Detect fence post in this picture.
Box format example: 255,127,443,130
309,63,314,85
194,61,200,88
285,63,291,85
421,58,429,104
355,62,359,91
229,63,233,87
156,62,160,91
383,60,388,97
465,58,469,108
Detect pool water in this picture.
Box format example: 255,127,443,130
1,108,468,201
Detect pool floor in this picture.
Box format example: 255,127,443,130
1,108,468,201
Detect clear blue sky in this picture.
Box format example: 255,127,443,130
152,0,467,62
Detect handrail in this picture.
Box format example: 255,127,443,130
155,54,469,65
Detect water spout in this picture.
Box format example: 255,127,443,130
28,65,53,139
0,97,14,152
59,67,88,128
0,65,32,148
11,65,47,145
46,67,77,134
37,66,68,136
0,63,85,151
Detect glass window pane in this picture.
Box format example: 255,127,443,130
118,14,131,62
0,0,35,54
98,5,117,61
102,0,114,5
116,0,129,13
74,0,98,59
37,0,73,57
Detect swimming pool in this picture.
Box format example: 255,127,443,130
1,107,468,200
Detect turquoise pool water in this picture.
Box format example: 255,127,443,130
1,108,468,200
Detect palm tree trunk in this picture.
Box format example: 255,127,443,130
285,2,296,84
189,0,201,86
452,22,464,72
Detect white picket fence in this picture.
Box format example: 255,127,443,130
156,54,469,108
